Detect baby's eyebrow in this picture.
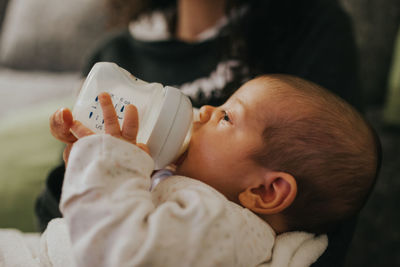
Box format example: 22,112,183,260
232,98,247,124
235,98,246,109
234,97,263,130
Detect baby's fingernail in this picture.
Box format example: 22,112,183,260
70,120,81,134
98,92,107,99
58,108,64,123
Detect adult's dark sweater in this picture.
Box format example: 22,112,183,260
36,1,360,266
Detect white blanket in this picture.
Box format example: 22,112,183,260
0,218,75,267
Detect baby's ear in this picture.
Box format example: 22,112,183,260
238,171,297,214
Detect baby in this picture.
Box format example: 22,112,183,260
22,74,380,266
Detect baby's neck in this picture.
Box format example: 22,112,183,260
260,214,288,234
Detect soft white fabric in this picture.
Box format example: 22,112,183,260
61,134,275,267
38,219,76,267
0,219,76,267
260,232,328,267
0,134,328,266
0,229,41,266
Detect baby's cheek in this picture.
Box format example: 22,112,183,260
194,142,220,165
179,146,215,177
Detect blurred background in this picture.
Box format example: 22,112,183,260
0,0,399,266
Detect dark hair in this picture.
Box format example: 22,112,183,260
251,75,381,233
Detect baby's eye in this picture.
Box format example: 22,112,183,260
222,111,231,122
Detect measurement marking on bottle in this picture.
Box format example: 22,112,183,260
89,112,93,119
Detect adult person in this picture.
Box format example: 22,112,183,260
36,0,362,266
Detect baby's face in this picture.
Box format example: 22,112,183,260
175,78,275,202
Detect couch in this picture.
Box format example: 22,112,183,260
0,0,108,231
0,0,399,266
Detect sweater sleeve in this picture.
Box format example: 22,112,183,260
60,134,275,267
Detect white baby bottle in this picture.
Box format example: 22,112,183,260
72,62,193,169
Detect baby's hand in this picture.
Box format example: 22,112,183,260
50,107,94,164
50,92,149,164
49,108,79,144
95,92,149,154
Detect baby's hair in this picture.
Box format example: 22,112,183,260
251,74,381,233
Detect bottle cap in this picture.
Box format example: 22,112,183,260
148,86,193,169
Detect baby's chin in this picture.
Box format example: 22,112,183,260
173,150,189,171
174,153,200,179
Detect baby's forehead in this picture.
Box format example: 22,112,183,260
234,78,298,124
242,77,318,122
253,76,295,94
245,77,300,104
236,78,289,105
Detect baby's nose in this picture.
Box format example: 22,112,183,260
199,105,214,123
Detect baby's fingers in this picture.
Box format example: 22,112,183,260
50,108,77,143
137,143,151,155
70,120,95,139
122,104,139,144
99,92,121,137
